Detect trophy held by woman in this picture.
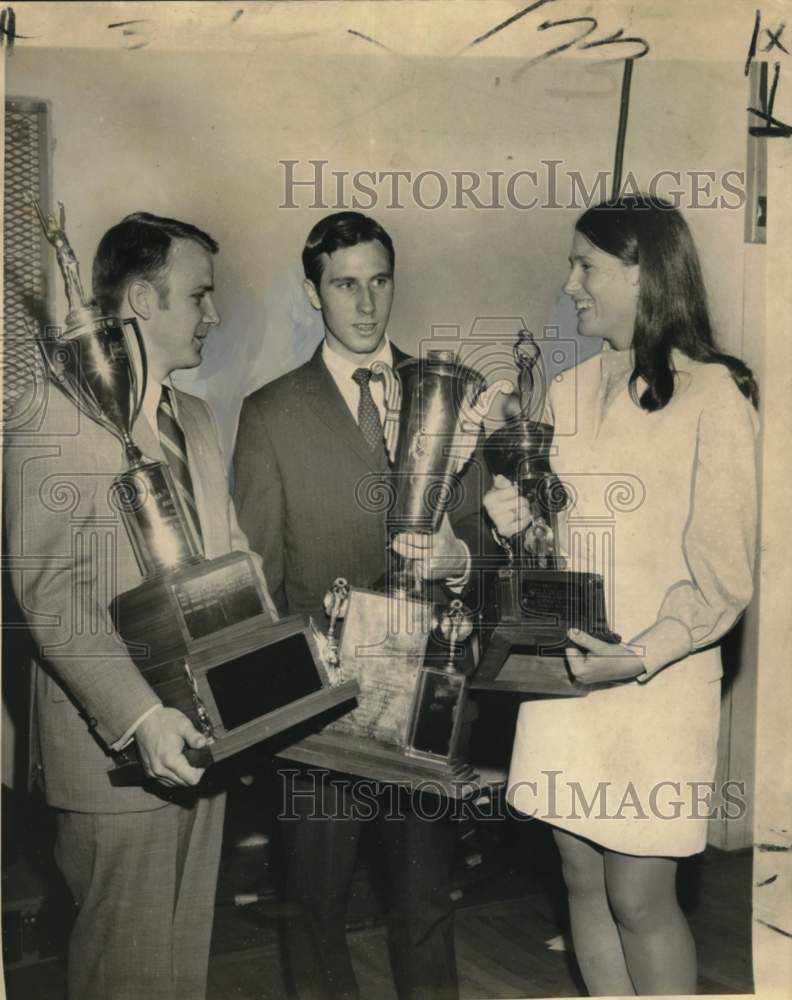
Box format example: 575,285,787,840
474,330,621,695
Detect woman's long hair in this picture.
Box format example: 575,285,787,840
575,195,758,410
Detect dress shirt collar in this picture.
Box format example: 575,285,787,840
141,373,179,431
322,335,393,383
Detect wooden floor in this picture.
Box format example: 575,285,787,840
204,842,753,999
3,777,754,999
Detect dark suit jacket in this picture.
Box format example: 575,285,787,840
233,344,490,628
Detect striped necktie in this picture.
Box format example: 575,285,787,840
157,386,204,551
352,367,383,451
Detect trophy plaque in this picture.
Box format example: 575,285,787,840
32,199,358,784
279,352,492,798
473,331,620,696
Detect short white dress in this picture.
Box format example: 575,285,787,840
507,347,758,856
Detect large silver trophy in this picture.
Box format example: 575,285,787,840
33,201,204,575
33,200,358,783
281,351,490,797
474,330,620,695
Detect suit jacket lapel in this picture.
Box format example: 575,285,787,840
387,344,412,473
302,346,386,471
171,394,222,556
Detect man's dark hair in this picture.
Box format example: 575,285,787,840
92,212,219,315
302,211,395,289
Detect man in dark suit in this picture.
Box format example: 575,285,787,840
234,212,486,999
4,213,277,1000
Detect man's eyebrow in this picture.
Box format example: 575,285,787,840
328,270,392,284
191,283,214,292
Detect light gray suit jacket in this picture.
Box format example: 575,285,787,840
4,378,270,813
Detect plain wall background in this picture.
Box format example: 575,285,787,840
7,46,754,456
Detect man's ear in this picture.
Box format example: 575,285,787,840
126,279,154,320
303,278,322,312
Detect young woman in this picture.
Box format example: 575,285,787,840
485,195,759,995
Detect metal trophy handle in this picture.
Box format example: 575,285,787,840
323,577,350,670
122,316,148,432
36,319,146,469
36,336,88,410
450,371,489,475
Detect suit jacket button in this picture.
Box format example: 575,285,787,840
88,717,98,728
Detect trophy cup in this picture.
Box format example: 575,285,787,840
474,330,620,695
32,199,358,783
279,351,489,797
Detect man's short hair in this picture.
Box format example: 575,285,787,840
92,212,219,316
302,211,395,289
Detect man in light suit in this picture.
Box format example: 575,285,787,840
4,213,276,1000
233,212,487,1000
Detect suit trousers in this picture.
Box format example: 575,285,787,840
54,787,226,1000
279,770,458,1000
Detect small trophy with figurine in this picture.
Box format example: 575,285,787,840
474,330,620,695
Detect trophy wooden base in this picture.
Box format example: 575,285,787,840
109,552,359,785
111,551,272,660
493,567,619,643
278,732,503,800
475,567,619,695
277,588,483,798
471,633,587,697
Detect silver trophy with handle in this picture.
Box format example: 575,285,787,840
281,350,491,795
32,198,358,783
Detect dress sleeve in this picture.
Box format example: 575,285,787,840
632,374,759,680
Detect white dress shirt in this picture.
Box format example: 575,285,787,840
321,336,393,423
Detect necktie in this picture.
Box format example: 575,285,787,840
157,387,204,551
352,367,383,452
